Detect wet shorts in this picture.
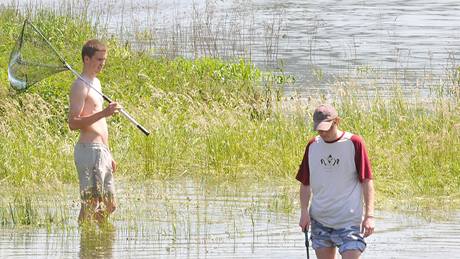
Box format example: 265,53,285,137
310,218,366,254
74,143,115,200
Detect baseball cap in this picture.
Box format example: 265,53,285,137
313,104,338,131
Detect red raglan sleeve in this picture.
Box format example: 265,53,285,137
351,135,373,182
295,138,315,185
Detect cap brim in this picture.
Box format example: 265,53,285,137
313,121,333,131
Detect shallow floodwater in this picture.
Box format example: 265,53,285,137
0,181,458,259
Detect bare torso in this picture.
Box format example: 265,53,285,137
71,77,109,145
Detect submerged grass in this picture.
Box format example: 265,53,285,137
0,6,459,227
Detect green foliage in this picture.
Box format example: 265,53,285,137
0,188,71,227
338,90,460,203
0,7,459,219
0,8,278,186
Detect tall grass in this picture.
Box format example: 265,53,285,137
0,5,459,229
336,87,460,210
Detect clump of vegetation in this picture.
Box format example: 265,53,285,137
0,5,459,228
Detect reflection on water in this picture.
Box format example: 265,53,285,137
79,223,115,259
0,181,459,258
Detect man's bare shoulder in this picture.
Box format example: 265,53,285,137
70,78,89,95
71,77,85,89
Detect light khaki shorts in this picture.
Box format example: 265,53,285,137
74,143,115,200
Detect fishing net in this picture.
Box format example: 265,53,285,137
8,19,69,90
7,19,150,136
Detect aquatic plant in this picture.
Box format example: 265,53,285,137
0,4,459,229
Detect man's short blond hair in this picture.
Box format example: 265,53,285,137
81,39,107,61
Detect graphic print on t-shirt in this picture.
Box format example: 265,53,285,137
320,154,340,169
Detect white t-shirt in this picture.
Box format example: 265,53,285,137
296,131,373,229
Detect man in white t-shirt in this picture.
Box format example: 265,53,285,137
296,104,375,259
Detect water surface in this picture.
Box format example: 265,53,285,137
0,181,458,258
4,0,460,96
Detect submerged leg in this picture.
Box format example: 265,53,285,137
78,197,102,224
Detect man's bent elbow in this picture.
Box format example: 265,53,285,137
68,119,80,131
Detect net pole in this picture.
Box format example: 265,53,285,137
26,20,150,136
68,66,150,136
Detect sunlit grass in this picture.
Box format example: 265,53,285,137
0,6,460,228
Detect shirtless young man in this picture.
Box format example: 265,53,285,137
68,39,120,223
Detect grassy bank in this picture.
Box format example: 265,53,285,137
0,8,460,226
0,8,299,185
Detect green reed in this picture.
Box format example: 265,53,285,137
0,5,459,229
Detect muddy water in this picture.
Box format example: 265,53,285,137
0,181,458,258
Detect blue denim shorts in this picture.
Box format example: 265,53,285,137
310,218,366,254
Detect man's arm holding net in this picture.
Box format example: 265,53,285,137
9,19,150,136
68,80,119,131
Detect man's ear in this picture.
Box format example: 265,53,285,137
83,55,90,64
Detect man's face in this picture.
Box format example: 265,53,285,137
316,119,338,142
84,50,107,74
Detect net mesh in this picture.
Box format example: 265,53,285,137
8,20,68,90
